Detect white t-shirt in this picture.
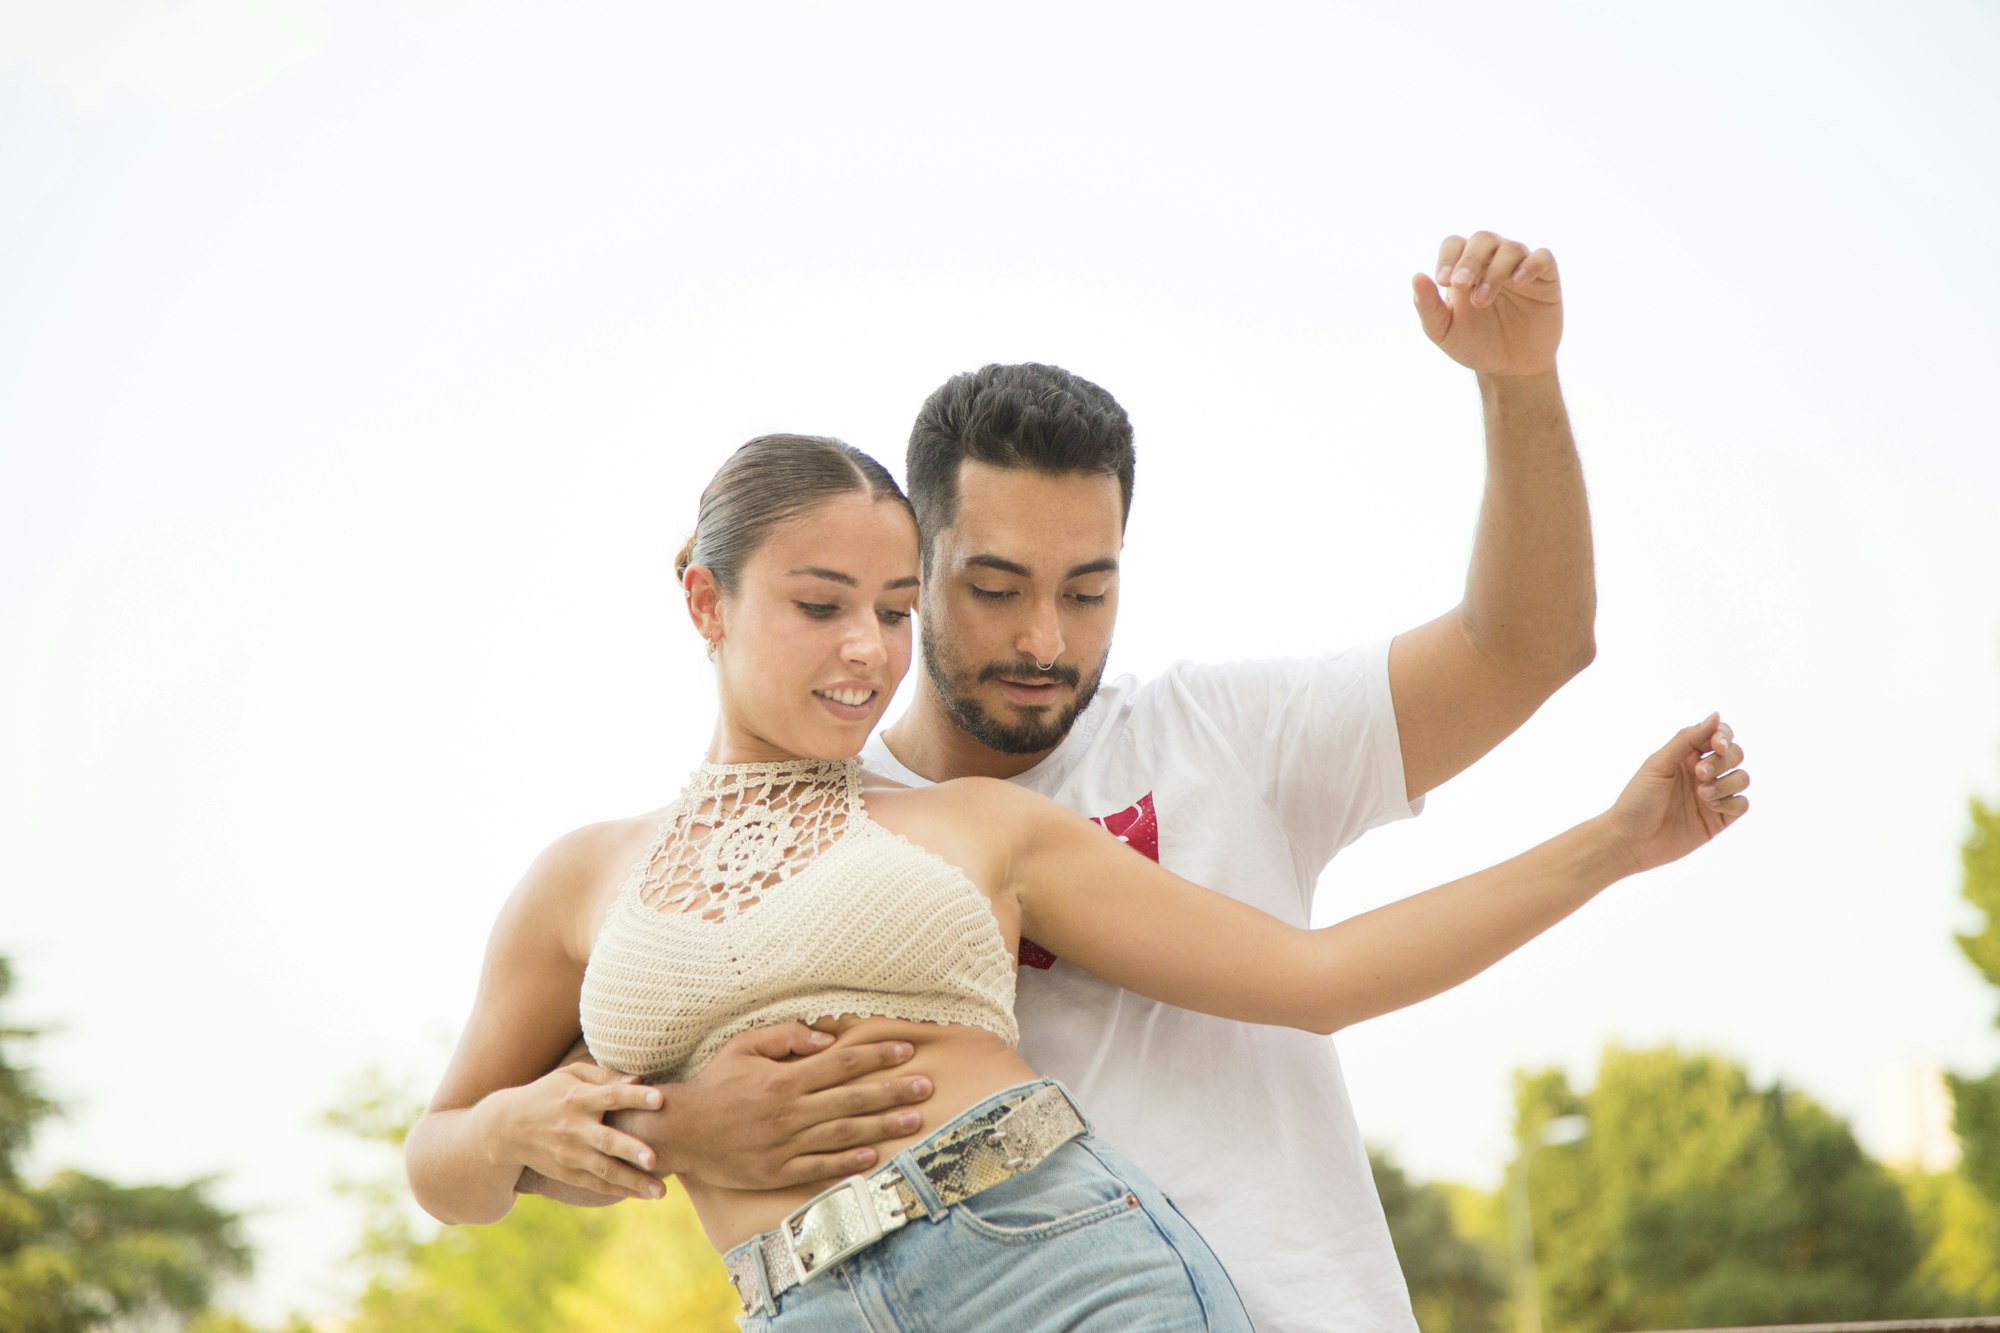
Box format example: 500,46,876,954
862,642,1423,1333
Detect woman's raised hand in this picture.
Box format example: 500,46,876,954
1600,715,1751,876
479,1063,668,1202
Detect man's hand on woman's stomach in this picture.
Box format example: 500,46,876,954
604,1019,938,1191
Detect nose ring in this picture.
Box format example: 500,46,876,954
1035,658,1055,672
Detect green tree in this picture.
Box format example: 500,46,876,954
1514,1045,1927,1331
1370,1148,1505,1333
342,1186,735,1333
550,1190,743,1332
1900,1166,2000,1312
326,1070,736,1332
1947,797,2000,1207
0,956,251,1332
1930,786,2000,1311
347,1194,620,1333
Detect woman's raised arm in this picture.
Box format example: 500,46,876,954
990,716,1748,1034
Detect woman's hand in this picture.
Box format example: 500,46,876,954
1600,714,1751,876
478,1063,669,1202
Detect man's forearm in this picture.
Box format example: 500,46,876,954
516,1166,628,1207
1461,368,1596,677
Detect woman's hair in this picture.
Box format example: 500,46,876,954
675,434,914,593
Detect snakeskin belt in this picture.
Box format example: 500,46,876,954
725,1082,1086,1312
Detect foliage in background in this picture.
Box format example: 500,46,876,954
1948,797,2000,1207
1369,1148,1505,1333
346,1193,619,1333
188,1317,314,1333
321,1070,738,1333
1900,1166,2000,1312
1927,787,2000,1314
0,955,251,1333
546,1191,742,1331
1513,1044,1937,1330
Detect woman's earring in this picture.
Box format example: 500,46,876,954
706,638,720,661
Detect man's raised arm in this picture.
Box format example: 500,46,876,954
1389,230,1596,801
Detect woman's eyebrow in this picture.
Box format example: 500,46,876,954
787,566,918,591
785,566,857,587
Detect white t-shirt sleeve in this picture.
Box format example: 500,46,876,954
1158,640,1420,875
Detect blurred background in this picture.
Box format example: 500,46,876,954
3,2,1997,1329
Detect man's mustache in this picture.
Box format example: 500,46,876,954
978,659,1082,689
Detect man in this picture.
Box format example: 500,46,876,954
536,230,1590,1330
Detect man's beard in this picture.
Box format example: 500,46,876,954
920,621,1108,757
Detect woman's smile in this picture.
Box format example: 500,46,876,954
813,683,881,719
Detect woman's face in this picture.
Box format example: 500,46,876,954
705,492,921,762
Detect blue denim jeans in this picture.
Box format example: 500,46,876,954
727,1081,1250,1332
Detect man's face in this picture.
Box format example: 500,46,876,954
918,460,1123,756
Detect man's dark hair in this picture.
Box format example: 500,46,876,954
905,363,1135,568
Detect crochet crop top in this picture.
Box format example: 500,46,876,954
579,757,1019,1082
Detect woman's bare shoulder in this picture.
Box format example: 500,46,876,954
498,806,676,947
858,776,1057,880
933,776,1060,820
531,800,674,881
859,773,1036,818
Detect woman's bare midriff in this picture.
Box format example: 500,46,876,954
683,1014,1040,1253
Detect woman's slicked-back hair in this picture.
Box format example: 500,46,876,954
675,434,913,593
905,362,1135,569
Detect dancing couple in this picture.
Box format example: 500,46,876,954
406,231,1750,1331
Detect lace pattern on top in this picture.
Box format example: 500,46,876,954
579,753,1020,1082
636,757,859,923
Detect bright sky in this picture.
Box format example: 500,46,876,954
4,1,1997,1322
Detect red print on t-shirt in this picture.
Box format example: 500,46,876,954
1019,791,1158,970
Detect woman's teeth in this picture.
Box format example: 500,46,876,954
816,688,874,707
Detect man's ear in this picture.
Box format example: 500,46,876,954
684,566,724,646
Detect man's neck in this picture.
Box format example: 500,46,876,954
879,682,1055,783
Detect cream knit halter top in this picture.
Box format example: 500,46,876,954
579,757,1019,1083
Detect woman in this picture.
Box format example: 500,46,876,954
405,434,1750,1330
